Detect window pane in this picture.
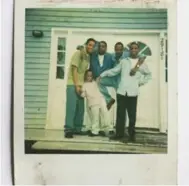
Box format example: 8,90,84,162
56,66,64,79
57,52,65,65
57,38,66,51
142,47,151,56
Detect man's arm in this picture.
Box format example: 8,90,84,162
100,62,122,78
138,63,152,86
80,84,86,97
71,51,82,94
72,66,79,85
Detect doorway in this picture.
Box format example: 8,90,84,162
46,29,165,131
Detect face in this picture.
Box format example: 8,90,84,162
86,71,93,82
98,42,107,55
115,44,124,58
86,40,96,54
130,44,139,57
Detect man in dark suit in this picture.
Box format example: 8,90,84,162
90,41,115,109
89,41,115,135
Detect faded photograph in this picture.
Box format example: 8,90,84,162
25,8,168,154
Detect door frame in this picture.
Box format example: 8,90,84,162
46,28,167,132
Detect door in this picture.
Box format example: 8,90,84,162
46,31,69,129
46,30,162,130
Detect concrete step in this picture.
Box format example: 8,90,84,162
32,140,167,154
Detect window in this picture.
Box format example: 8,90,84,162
124,41,152,56
56,38,66,79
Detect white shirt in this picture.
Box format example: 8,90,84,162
81,81,104,107
100,57,152,96
128,57,139,68
98,55,104,67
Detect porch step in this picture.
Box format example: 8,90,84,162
25,128,167,146
32,140,167,154
26,128,167,153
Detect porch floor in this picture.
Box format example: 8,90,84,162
25,128,167,154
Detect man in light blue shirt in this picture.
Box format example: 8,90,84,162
99,42,151,142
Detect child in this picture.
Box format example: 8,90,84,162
81,70,113,137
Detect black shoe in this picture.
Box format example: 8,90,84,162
88,130,92,136
99,131,106,137
109,130,115,136
87,130,92,135
109,134,123,141
128,135,136,143
120,136,129,143
65,132,73,138
74,131,88,135
88,132,99,137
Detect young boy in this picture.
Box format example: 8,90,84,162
99,42,151,142
81,70,114,136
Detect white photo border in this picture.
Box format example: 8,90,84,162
14,0,177,185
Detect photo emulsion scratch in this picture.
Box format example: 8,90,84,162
13,0,177,184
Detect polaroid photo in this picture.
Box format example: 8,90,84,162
13,0,177,185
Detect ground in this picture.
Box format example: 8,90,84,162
25,128,167,154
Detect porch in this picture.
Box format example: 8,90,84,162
25,128,167,154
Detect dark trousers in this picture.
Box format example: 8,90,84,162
116,93,138,137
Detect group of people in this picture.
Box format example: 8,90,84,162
64,38,152,143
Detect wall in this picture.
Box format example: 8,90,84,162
25,8,167,128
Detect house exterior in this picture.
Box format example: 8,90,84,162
25,8,168,132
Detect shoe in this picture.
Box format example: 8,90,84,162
107,98,115,110
88,132,99,137
87,130,92,135
109,130,115,136
128,128,136,142
74,131,88,135
65,132,73,138
128,135,136,143
120,136,129,143
109,134,124,141
88,130,93,136
99,131,106,137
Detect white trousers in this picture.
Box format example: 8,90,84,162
87,101,114,134
83,88,116,133
90,105,101,134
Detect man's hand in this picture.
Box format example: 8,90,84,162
130,56,146,76
130,68,137,76
75,85,82,95
96,76,101,84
